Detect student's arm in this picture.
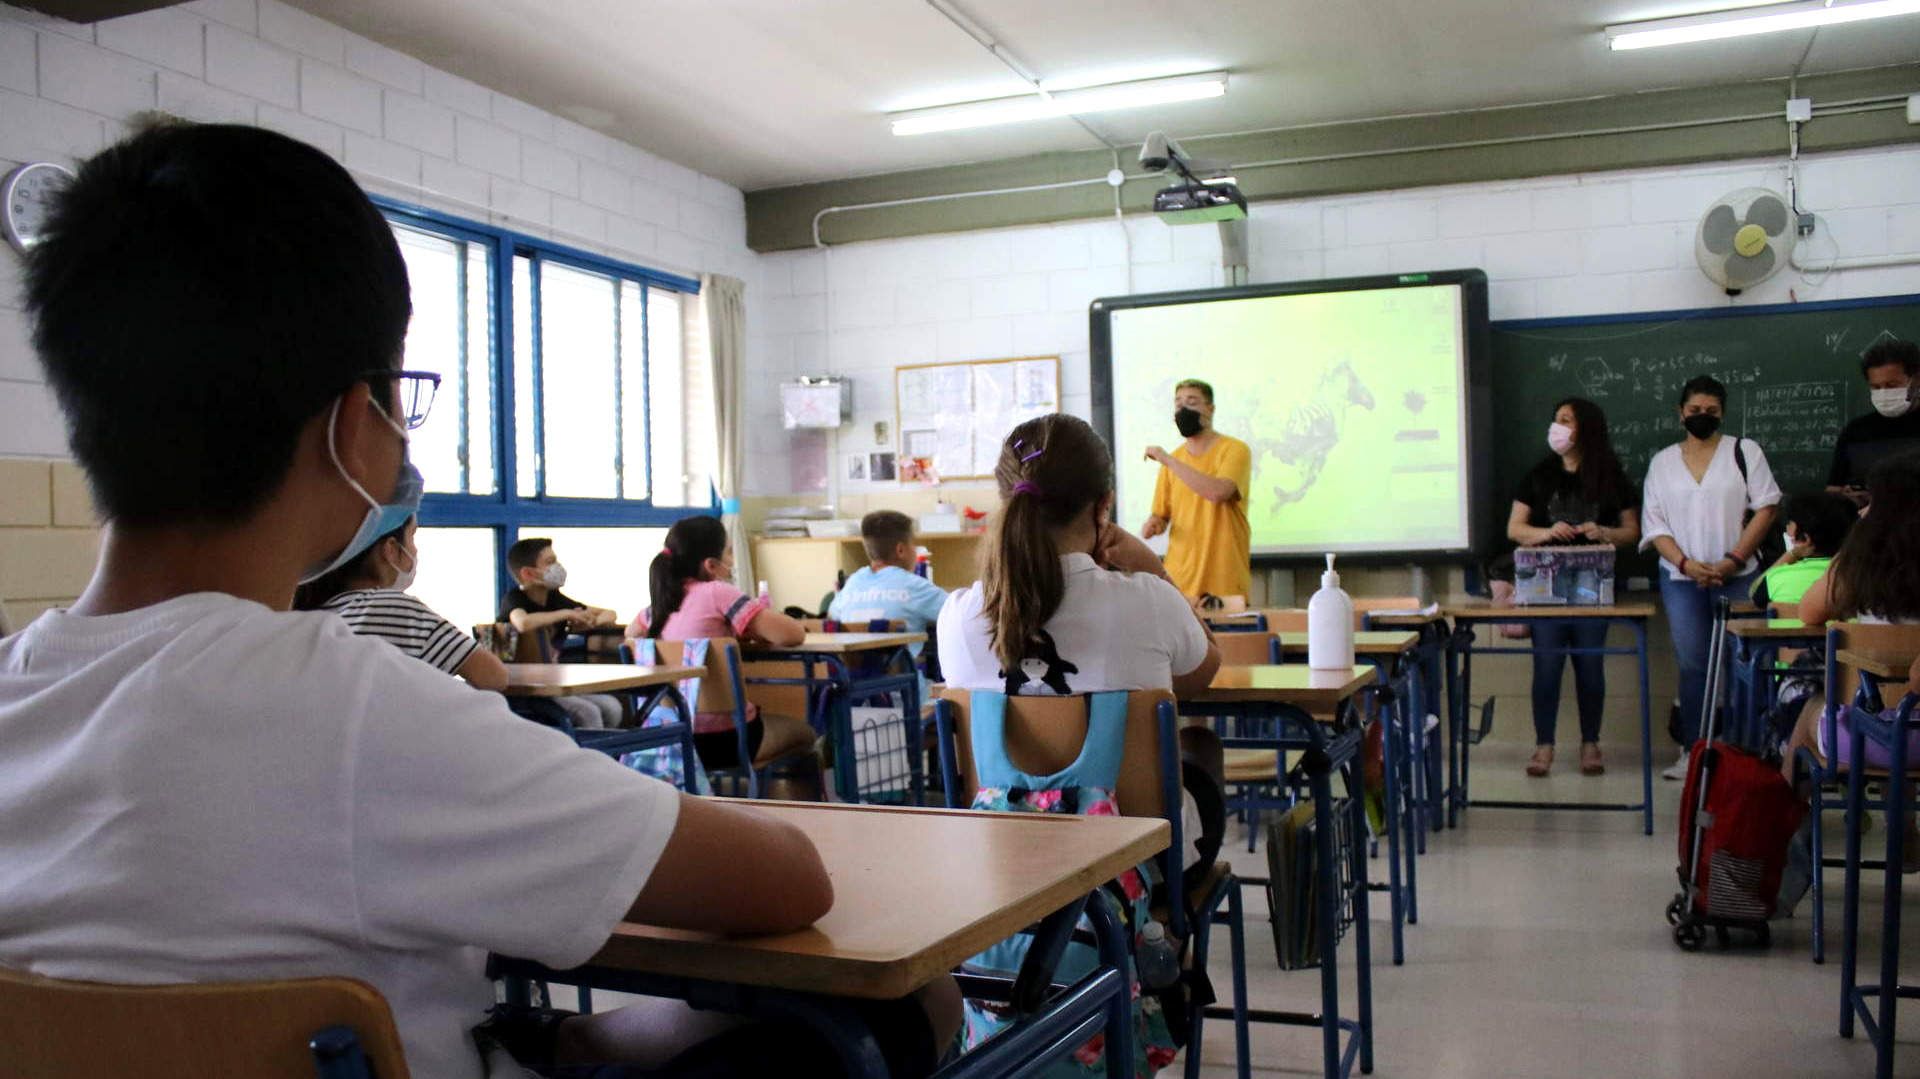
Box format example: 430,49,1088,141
746,607,805,647
1577,508,1641,548
627,793,832,933
457,648,510,691
1508,500,1572,546
509,607,582,633
1146,446,1239,503
1718,504,1778,579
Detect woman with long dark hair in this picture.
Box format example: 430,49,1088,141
1506,397,1641,777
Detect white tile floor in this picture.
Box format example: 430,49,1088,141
1183,731,1920,1078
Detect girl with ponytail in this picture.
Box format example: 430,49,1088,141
625,515,805,769
937,414,1225,864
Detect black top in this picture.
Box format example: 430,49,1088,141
1513,456,1640,541
1826,410,1920,488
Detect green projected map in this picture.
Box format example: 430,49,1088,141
1109,285,1470,555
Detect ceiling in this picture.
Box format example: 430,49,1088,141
286,0,1920,192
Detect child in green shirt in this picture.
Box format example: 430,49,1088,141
1752,491,1857,608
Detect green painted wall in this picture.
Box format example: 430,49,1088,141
746,64,1920,252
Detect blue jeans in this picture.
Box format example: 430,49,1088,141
1530,619,1609,746
1659,570,1758,747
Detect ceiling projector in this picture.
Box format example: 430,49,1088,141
1139,132,1245,224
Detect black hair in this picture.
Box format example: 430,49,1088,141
1781,491,1856,557
1829,452,1920,620
23,121,411,527
1676,374,1727,408
506,537,552,576
1860,338,1920,378
646,516,729,638
1174,378,1214,405
1536,396,1629,511
861,510,915,563
292,519,412,610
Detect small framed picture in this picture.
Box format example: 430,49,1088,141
845,454,867,482
869,452,897,482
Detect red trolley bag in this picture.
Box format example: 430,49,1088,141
1665,598,1805,950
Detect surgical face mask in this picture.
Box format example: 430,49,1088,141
1682,413,1721,440
300,399,420,585
387,544,418,592
1547,422,1575,456
543,562,568,589
1782,530,1798,553
1870,386,1912,419
1174,407,1204,438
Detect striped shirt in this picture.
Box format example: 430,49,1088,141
321,589,480,676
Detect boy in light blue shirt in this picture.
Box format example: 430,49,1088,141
830,511,949,670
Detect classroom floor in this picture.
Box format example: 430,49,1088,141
1185,725,1920,1079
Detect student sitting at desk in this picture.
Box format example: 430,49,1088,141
628,515,810,771
1506,397,1640,778
1783,455,1920,852
1750,491,1856,609
294,506,509,691
501,537,623,729
829,509,948,662
0,121,957,1079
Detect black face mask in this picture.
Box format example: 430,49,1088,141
1174,407,1204,438
1683,413,1721,440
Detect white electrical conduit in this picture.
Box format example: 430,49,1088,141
809,97,1912,247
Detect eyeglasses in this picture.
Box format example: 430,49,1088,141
359,369,442,430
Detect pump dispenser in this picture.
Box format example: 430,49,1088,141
1307,553,1355,670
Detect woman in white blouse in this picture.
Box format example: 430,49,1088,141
1640,374,1781,780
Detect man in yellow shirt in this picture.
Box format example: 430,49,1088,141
1141,379,1252,599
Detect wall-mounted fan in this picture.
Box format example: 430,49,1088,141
1695,187,1794,295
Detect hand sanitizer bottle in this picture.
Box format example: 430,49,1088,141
1308,553,1355,671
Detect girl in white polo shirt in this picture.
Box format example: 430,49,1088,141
938,413,1226,872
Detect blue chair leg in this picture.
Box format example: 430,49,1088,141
1874,769,1907,1079
1842,764,1866,1037
1812,776,1827,965
1227,880,1250,1079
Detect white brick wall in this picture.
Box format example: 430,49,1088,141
0,0,752,458
750,146,1920,498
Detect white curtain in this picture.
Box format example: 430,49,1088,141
694,273,751,592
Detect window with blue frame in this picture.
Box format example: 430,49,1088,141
376,199,714,631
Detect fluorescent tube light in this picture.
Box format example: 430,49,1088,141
890,72,1226,136
1606,0,1920,50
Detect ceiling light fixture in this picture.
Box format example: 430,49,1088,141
889,72,1226,136
1605,0,1920,50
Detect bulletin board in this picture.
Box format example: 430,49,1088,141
895,355,1061,480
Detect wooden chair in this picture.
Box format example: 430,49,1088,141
652,638,818,799
932,687,1251,1079
0,967,407,1079
1801,622,1920,964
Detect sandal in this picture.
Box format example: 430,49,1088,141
1580,742,1605,776
1526,746,1553,777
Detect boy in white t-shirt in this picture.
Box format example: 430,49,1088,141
0,121,954,1079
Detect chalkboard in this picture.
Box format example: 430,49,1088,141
1489,294,1920,569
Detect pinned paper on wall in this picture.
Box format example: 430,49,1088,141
895,356,1060,480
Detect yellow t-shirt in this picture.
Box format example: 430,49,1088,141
1151,434,1252,599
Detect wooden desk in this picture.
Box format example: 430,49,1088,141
1441,602,1656,619
1274,631,1418,658
1441,601,1657,835
1838,648,1920,682
502,664,702,697
1190,664,1374,710
1729,619,1816,639
574,801,1165,999
746,631,926,655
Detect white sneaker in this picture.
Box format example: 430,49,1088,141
1661,751,1690,781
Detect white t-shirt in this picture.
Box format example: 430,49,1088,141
0,593,680,1079
938,553,1210,866
1639,436,1782,580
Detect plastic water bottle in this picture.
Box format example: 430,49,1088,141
914,548,931,579
757,580,770,602
1307,553,1355,670
1136,921,1180,989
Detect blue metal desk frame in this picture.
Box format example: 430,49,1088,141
744,642,924,804
491,887,1135,1079
1442,608,1656,836
1361,614,1451,846
1726,623,1823,750
1178,694,1375,1079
